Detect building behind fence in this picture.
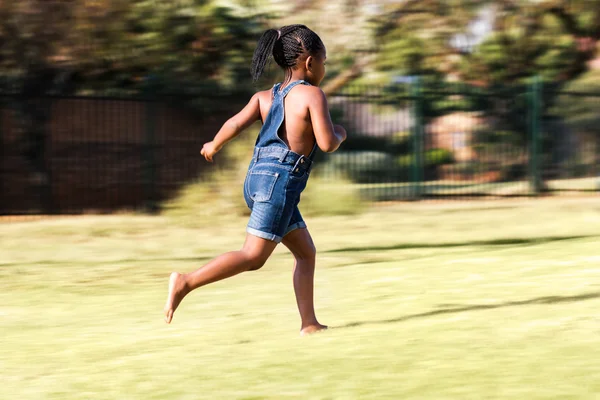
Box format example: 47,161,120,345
0,79,598,216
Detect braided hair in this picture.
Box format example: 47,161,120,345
251,25,325,82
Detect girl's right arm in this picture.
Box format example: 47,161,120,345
201,93,261,162
307,87,347,153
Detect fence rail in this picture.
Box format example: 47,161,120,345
319,79,598,201
0,79,598,216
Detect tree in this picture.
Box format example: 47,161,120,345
0,0,78,213
68,0,265,99
552,69,600,134
0,0,267,98
0,0,266,212
373,0,600,87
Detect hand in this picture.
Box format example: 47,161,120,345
200,141,220,162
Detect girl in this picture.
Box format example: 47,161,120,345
164,25,347,335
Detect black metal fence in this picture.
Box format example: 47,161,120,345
0,94,234,215
0,80,598,216
317,80,599,201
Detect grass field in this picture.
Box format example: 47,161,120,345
2,197,600,399
347,177,598,201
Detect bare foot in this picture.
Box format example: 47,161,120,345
300,323,328,336
164,272,188,324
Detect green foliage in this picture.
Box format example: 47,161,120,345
377,78,485,121
340,133,411,154
552,70,600,133
83,1,264,97
375,1,600,88
465,30,578,86
374,1,480,77
377,36,426,75
425,148,454,166
368,1,600,150
474,129,524,147
397,148,454,171
0,0,267,103
300,177,365,217
162,130,255,221
323,151,399,183
323,148,454,184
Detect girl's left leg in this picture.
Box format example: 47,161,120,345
164,233,277,323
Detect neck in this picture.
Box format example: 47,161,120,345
282,69,312,87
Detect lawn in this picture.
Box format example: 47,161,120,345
2,197,600,399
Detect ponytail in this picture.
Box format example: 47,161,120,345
251,29,280,82
250,25,324,82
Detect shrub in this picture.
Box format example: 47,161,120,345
322,151,398,183
163,130,367,222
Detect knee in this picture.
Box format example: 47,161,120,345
295,243,316,262
245,251,269,271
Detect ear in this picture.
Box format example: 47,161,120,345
305,55,313,71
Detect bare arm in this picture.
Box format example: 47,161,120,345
308,88,347,153
201,93,261,162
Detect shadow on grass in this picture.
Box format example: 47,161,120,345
0,256,213,267
335,291,600,329
326,235,598,253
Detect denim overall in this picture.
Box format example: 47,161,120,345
243,80,316,243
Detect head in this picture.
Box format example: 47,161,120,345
251,25,326,86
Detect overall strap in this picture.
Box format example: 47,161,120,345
276,79,308,98
307,141,318,160
275,80,318,160
271,82,282,98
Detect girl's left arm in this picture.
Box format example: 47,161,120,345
201,93,261,162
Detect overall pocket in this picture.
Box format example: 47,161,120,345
246,170,279,202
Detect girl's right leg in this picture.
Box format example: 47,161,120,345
282,228,327,335
164,233,278,323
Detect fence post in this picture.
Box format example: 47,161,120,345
529,76,543,195
143,89,158,214
597,138,600,192
0,103,3,214
411,77,424,200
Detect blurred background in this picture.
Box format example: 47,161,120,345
0,0,598,216
3,2,600,399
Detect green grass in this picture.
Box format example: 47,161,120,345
2,198,600,399
305,178,597,201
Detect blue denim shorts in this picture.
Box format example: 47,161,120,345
244,147,313,243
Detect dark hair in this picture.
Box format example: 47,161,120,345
251,25,325,82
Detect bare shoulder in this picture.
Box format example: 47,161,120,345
297,84,325,98
291,85,326,106
255,89,273,104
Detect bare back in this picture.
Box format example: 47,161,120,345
257,85,316,157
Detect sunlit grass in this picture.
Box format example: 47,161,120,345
2,198,600,398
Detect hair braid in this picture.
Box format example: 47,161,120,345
250,29,280,82
250,25,324,82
